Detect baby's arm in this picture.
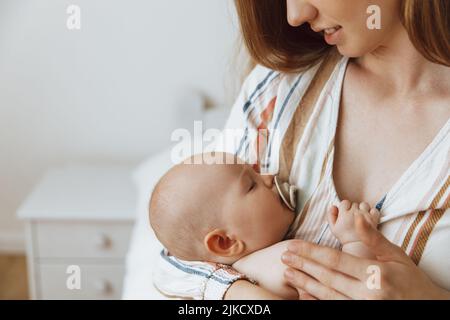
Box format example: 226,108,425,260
232,240,298,300
328,200,380,259
231,201,380,299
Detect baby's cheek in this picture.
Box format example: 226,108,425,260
254,216,277,241
267,214,288,242
247,196,285,245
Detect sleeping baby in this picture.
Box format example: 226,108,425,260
149,152,380,299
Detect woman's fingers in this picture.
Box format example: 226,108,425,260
285,240,371,280
354,213,412,264
284,268,349,300
282,253,364,299
297,289,317,300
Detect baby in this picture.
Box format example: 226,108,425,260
149,152,380,299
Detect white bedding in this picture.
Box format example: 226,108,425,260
122,107,229,299
122,147,172,299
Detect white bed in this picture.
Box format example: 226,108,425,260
121,106,229,299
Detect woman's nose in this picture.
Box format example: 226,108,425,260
261,174,275,188
286,0,318,27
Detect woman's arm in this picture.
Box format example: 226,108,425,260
232,241,299,299
281,213,450,300
224,280,282,300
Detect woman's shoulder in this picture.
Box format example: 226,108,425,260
240,64,282,98
228,55,347,129
243,64,307,92
242,55,346,102
238,64,315,109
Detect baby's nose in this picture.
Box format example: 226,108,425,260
261,174,275,188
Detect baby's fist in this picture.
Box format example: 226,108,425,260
328,200,380,245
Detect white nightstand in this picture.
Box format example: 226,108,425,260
17,165,136,300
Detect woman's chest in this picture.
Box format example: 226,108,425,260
332,74,449,206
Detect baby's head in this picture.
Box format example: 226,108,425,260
149,152,295,264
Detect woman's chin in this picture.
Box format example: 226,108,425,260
335,44,366,58
335,39,383,58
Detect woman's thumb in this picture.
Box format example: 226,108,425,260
354,213,409,263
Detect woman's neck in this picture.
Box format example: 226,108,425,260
354,24,450,97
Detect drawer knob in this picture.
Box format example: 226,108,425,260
94,233,111,249
94,279,113,295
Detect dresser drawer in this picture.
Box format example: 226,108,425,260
38,263,124,299
34,221,133,259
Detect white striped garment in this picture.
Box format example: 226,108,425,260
154,56,450,299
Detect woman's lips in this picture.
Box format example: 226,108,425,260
311,24,343,45
324,26,341,35
323,26,342,45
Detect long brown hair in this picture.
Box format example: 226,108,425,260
234,0,450,73
401,0,450,66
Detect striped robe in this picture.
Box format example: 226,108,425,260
153,56,450,299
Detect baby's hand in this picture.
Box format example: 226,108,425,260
327,200,380,245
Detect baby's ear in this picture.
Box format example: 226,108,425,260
204,229,245,258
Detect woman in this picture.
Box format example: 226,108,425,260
154,0,450,299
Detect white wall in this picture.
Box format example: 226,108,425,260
0,0,240,251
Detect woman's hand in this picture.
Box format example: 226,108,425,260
281,213,450,300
